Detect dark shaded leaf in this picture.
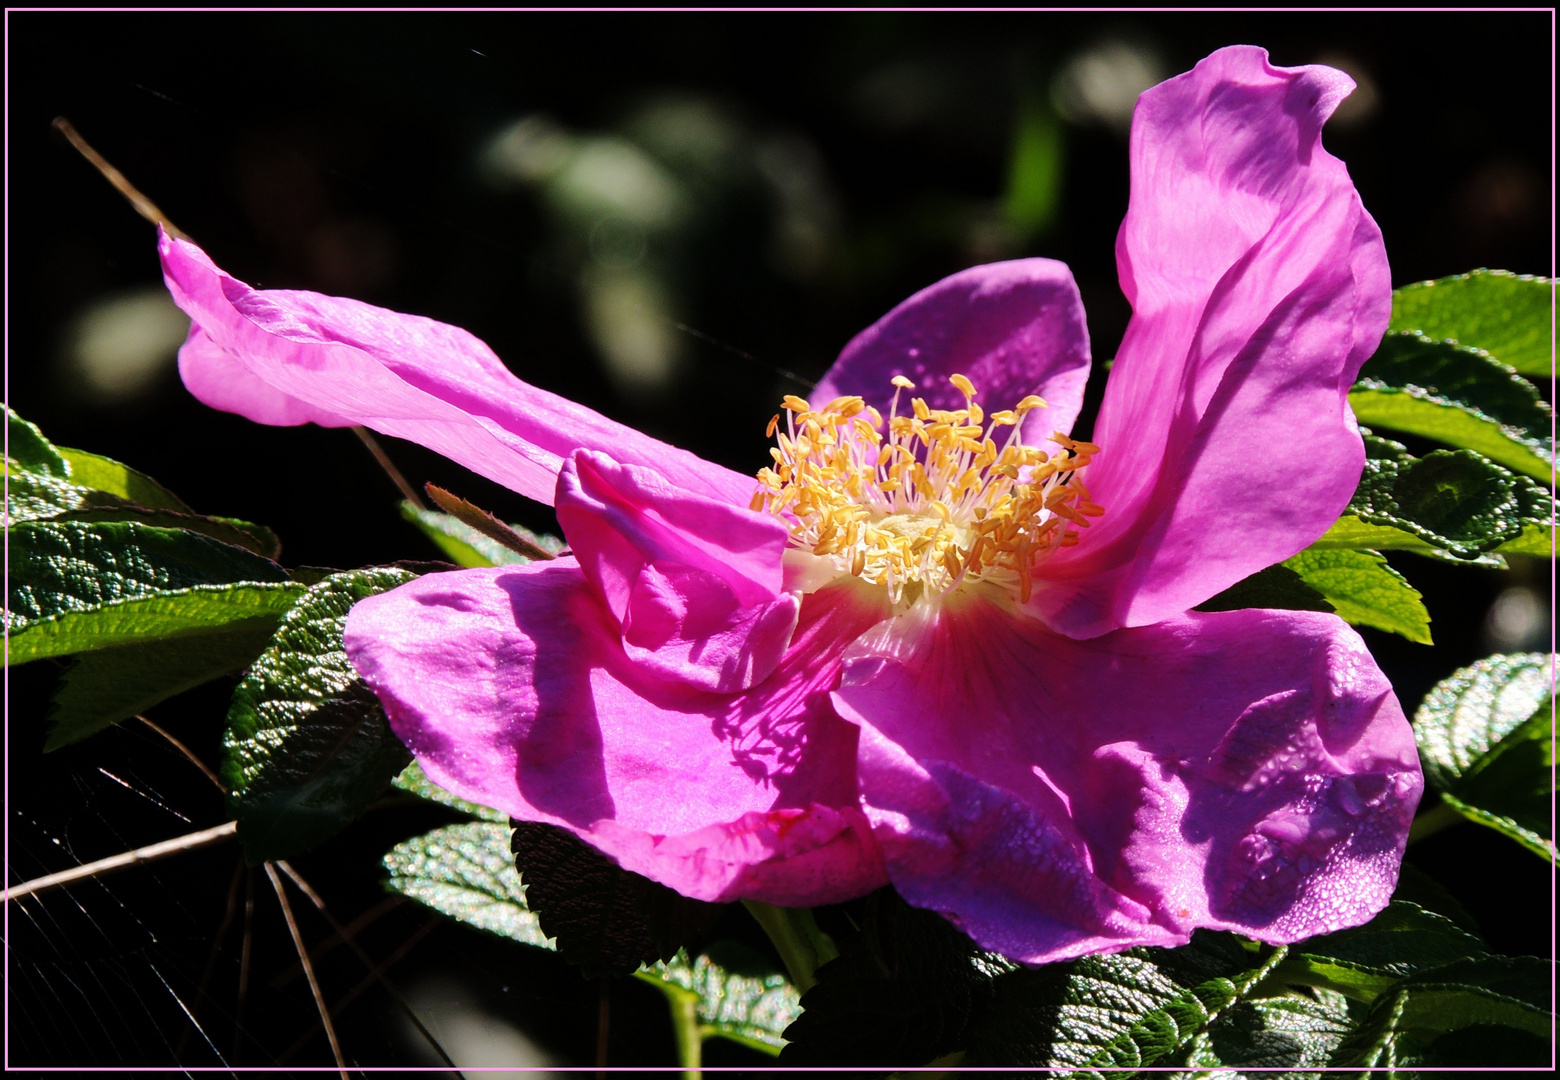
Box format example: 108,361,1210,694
781,888,1016,1070
509,820,725,978
965,931,1283,1072
223,568,417,862
1330,955,1554,1067
1290,901,1487,1000
1184,988,1358,1072
5,520,296,663
1389,269,1554,377
45,621,280,750
1351,331,1552,480
1195,564,1333,615
1390,863,1482,937
1347,450,1534,559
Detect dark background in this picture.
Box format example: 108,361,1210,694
6,11,1552,1071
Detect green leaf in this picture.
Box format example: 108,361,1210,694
646,946,800,1054
1288,901,1488,1001
55,446,193,512
5,520,297,663
399,502,540,569
1347,450,1535,560
1309,515,1507,568
1280,548,1431,644
5,406,69,477
1415,652,1555,860
392,761,508,823
1390,269,1555,377
1194,564,1334,615
1414,652,1553,791
780,888,1016,1068
509,820,725,978
223,568,417,863
45,622,281,750
1350,331,1553,480
1331,955,1555,1067
387,823,796,1052
965,931,1286,1071
1182,989,1358,1071
385,821,555,949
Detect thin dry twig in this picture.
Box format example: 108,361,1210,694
275,861,456,1071
266,862,350,1079
353,426,427,508
271,894,405,989
3,821,238,902
175,855,247,1063
136,714,226,792
53,117,191,241
425,482,556,561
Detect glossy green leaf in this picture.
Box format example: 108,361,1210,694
1289,901,1488,1001
647,946,799,1054
385,821,554,949
781,888,1016,1068
1351,331,1552,480
386,822,795,1053
1280,548,1431,644
5,520,296,663
1182,989,1357,1071
1309,515,1507,568
55,446,194,512
1348,450,1534,559
965,931,1285,1071
1390,269,1555,377
392,760,507,822
5,406,69,477
45,621,282,750
223,568,417,863
1331,955,1554,1067
509,820,725,979
1414,652,1553,791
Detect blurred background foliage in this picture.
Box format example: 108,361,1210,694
7,10,1551,1071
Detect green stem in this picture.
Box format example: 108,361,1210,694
1407,799,1466,846
742,900,839,994
667,988,702,1080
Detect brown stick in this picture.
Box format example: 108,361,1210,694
267,862,350,1079
4,820,238,902
425,482,555,561
53,117,192,241
353,427,427,508
136,714,226,792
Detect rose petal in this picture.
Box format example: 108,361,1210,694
345,562,890,904
834,589,1420,964
813,259,1092,447
556,449,799,692
1033,46,1391,638
159,229,754,507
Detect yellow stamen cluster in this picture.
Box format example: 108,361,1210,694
751,374,1104,606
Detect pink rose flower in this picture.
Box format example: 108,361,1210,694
160,45,1421,964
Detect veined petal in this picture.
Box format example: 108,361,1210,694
159,229,754,507
556,449,799,693
345,562,890,904
834,590,1420,965
1036,46,1391,638
813,259,1092,446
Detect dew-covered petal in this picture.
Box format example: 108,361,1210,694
1035,46,1391,638
834,591,1420,965
345,562,890,904
556,450,799,693
813,259,1092,447
159,229,754,507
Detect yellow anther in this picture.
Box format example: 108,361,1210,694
891,374,916,389
949,373,976,398
782,394,811,413
1015,395,1048,413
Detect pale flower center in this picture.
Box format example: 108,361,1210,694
751,373,1104,607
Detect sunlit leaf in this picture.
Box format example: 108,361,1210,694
1390,269,1555,377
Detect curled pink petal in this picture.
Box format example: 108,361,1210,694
813,259,1092,446
1034,46,1391,638
556,450,798,692
834,591,1420,964
159,229,753,507
178,325,352,428
345,562,890,904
